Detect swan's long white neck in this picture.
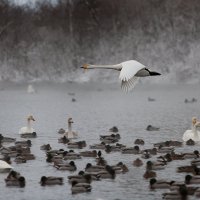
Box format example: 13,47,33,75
27,120,32,131
88,64,121,70
68,122,72,133
192,124,199,138
67,122,75,138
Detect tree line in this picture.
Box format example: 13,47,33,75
0,0,199,82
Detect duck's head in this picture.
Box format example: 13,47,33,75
69,161,75,166
9,170,19,178
192,117,197,125
40,176,47,186
185,174,192,184
46,153,53,162
71,180,78,187
149,178,157,185
85,163,92,169
105,165,115,178
147,160,152,165
27,115,35,121
63,151,68,156
97,150,102,157
78,171,85,175
146,161,153,170
165,153,172,161
68,117,74,124
27,140,32,146
134,145,140,151
18,176,25,187
194,150,199,156
165,141,170,146
117,161,123,166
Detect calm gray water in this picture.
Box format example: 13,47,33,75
0,82,200,200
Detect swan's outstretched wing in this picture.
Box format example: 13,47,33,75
121,76,140,92
119,60,145,92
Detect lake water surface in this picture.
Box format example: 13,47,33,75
0,82,200,200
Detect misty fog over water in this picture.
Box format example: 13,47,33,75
1,1,200,200
0,0,199,83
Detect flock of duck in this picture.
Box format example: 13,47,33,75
1,60,199,199
0,116,128,194
0,113,200,199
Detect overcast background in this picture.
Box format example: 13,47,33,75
0,0,199,83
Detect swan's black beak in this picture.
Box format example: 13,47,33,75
149,71,161,76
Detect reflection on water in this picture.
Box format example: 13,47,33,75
0,82,200,200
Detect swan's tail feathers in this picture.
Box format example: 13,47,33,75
149,71,161,76
121,76,140,92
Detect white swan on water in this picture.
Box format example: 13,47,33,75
64,118,78,139
81,60,161,92
182,117,200,142
19,115,35,134
27,84,36,94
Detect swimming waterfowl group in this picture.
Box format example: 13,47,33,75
41,126,130,194
1,114,200,199
0,59,199,199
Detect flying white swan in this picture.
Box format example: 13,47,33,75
81,60,161,92
0,160,13,173
182,117,200,142
64,118,78,139
19,115,35,134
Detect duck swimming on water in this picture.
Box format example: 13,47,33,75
146,125,160,131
